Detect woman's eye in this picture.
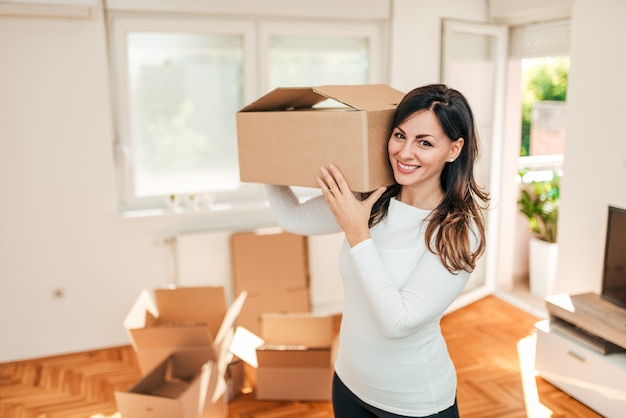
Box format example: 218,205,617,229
418,140,433,147
394,132,405,140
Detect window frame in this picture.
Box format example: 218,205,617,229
107,14,388,215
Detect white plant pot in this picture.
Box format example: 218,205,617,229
529,237,558,299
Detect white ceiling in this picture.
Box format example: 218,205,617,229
488,0,572,25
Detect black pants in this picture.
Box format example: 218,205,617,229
332,373,460,418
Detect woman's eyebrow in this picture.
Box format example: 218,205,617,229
394,125,437,140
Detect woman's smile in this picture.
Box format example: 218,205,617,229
397,161,420,174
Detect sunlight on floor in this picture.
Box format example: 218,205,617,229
517,333,554,417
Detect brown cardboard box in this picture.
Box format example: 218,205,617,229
255,346,332,401
120,287,247,417
237,289,310,337
115,348,218,418
231,230,308,295
254,313,336,401
236,84,404,192
261,312,333,347
230,230,311,335
123,286,246,375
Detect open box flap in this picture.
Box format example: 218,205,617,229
212,291,248,375
239,84,404,112
213,291,247,355
230,326,265,368
314,84,405,112
123,289,158,330
261,312,334,347
154,286,227,338
240,87,328,111
130,324,215,351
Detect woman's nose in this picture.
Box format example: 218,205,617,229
398,141,414,159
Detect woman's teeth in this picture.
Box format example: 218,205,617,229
399,162,418,170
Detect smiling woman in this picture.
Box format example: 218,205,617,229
387,109,464,210
265,84,489,418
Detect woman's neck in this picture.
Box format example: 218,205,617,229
397,184,444,210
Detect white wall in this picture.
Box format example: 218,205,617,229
554,0,626,294
389,0,486,91
0,0,486,363
0,5,276,362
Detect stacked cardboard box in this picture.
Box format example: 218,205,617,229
229,229,340,401
230,312,337,401
230,230,310,336
256,313,337,401
115,286,246,418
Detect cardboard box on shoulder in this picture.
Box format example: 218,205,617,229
236,84,405,192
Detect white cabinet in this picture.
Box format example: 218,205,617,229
535,292,626,418
535,320,626,418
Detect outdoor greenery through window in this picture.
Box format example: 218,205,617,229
519,56,569,184
517,56,568,244
520,56,569,158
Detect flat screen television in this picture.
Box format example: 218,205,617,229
601,205,626,310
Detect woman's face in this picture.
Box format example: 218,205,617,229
388,109,463,191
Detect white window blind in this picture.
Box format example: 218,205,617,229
510,18,571,58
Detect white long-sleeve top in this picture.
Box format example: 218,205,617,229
265,185,474,416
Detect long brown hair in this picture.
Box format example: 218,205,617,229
369,84,489,273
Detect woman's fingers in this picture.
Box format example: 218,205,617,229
318,165,339,195
366,186,387,204
327,164,349,193
318,164,348,195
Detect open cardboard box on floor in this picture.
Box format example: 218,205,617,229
119,286,247,417
115,347,222,418
123,286,245,375
236,84,404,192
231,312,337,401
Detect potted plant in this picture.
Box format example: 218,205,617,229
518,171,560,298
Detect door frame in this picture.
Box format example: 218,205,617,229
441,19,509,312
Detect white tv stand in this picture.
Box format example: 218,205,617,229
534,292,626,418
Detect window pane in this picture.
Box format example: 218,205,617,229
127,32,243,197
268,34,369,89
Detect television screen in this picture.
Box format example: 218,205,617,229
601,205,626,309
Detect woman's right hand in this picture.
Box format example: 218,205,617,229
317,164,386,247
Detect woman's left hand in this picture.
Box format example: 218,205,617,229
317,164,386,247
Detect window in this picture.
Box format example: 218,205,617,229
511,19,570,183
108,17,385,213
259,21,384,91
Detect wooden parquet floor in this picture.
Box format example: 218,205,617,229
0,296,604,418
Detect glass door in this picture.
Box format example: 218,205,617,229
441,19,508,310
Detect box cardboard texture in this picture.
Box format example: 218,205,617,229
124,286,233,375
254,313,336,401
120,286,247,418
230,230,310,335
115,349,216,418
236,84,405,192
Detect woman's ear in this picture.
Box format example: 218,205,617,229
449,137,464,162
